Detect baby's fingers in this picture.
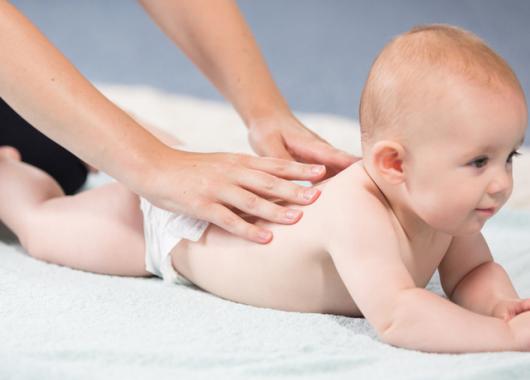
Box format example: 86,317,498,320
506,299,530,320
517,299,530,313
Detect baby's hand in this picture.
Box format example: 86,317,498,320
508,309,530,351
492,298,530,321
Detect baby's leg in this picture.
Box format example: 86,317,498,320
0,149,149,276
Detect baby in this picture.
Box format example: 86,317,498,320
1,24,529,354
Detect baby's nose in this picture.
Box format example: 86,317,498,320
487,170,512,197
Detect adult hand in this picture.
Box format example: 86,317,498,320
141,0,358,178
248,115,359,178
141,148,326,244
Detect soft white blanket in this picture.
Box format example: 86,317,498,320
1,85,530,379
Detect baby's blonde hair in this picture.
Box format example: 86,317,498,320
359,24,524,150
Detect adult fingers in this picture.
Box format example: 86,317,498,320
203,202,273,244
288,137,358,173
235,168,320,205
257,134,296,161
242,154,326,181
217,184,303,225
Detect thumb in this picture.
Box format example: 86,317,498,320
259,135,295,161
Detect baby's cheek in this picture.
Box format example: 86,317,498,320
408,176,469,228
423,192,470,231
413,193,451,227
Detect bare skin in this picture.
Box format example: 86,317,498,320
3,149,530,354
171,161,449,316
0,149,442,316
0,0,356,243
3,22,530,353
3,65,530,353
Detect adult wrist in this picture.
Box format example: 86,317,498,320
245,108,297,132
111,135,178,197
242,100,294,129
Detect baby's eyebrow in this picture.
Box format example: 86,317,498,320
510,137,526,151
462,138,525,159
464,145,495,157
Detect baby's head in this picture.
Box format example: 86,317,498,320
359,24,528,235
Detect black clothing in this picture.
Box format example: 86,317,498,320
0,98,88,195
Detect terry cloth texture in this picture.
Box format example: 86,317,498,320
2,84,530,380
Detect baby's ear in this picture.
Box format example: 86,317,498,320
370,140,405,185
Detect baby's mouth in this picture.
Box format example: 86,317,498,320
475,207,496,216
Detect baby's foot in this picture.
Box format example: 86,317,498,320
0,146,21,161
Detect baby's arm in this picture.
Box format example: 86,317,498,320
326,192,519,353
439,233,529,320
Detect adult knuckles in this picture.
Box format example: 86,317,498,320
269,160,291,175
263,175,277,191
219,212,240,229
189,197,208,213
274,165,289,175
244,193,259,210
220,152,249,167
236,153,252,167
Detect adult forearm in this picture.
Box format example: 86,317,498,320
139,0,291,126
451,262,519,317
382,288,516,353
0,1,165,188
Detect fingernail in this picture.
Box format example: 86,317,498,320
285,209,301,221
303,188,318,201
258,230,272,242
311,165,325,175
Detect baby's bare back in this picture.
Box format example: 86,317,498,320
171,162,447,316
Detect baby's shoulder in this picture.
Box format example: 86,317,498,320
313,162,397,245
316,161,389,215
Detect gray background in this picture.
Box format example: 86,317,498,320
11,0,530,139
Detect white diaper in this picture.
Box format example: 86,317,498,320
139,198,209,284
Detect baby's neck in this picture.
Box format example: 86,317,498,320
360,161,438,242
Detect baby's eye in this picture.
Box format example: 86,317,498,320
469,156,488,168
507,150,522,164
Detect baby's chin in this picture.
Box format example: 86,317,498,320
448,218,489,237
423,214,487,237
